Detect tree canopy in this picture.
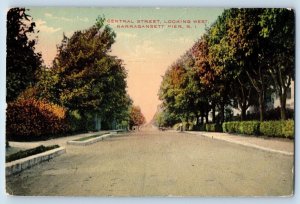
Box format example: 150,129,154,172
6,8,42,102
36,17,133,130
157,8,294,127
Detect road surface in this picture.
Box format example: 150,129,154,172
6,127,294,196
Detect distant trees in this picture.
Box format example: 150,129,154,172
129,106,146,130
6,8,42,102
158,8,294,127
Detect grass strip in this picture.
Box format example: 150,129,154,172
6,145,60,163
73,132,110,141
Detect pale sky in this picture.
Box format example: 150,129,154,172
28,7,223,122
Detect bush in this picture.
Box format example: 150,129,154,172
238,121,260,135
260,120,294,138
6,99,70,141
222,121,240,133
223,120,294,138
259,121,282,137
173,122,194,131
206,123,222,132
222,121,259,135
282,120,294,138
6,145,59,162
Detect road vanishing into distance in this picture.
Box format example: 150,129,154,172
6,127,294,196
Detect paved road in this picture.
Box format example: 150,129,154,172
6,127,294,196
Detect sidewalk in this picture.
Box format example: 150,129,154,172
186,131,294,156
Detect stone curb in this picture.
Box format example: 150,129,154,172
6,146,66,176
186,131,293,156
67,132,117,146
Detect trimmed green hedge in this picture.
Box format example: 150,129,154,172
238,121,260,135
260,120,294,138
222,120,294,138
222,121,259,135
6,145,60,162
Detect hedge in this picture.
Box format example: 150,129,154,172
260,120,294,138
6,99,70,141
222,121,259,135
222,120,294,138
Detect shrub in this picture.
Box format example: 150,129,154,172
260,120,294,138
206,123,222,132
173,122,194,131
259,121,282,137
6,145,59,162
222,121,259,135
222,121,240,133
239,121,260,135
6,99,70,141
223,120,294,138
282,120,294,138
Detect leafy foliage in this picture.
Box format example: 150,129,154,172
36,17,132,130
129,106,146,129
6,8,42,102
223,120,294,138
6,99,69,141
158,8,294,128
260,120,294,138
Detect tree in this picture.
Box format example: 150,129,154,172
206,12,234,123
224,9,271,121
37,17,130,130
191,35,217,123
259,9,295,120
154,107,181,128
6,8,42,102
129,106,146,129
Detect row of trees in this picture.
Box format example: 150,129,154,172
157,8,294,128
7,8,145,137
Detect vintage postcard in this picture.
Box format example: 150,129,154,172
5,7,294,196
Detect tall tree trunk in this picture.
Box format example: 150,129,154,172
258,91,265,121
212,104,216,123
241,105,247,121
245,69,265,122
280,93,287,120
205,112,209,124
185,113,189,131
220,102,225,123
195,113,199,125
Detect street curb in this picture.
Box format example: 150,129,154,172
6,146,66,176
67,132,117,146
186,131,294,156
